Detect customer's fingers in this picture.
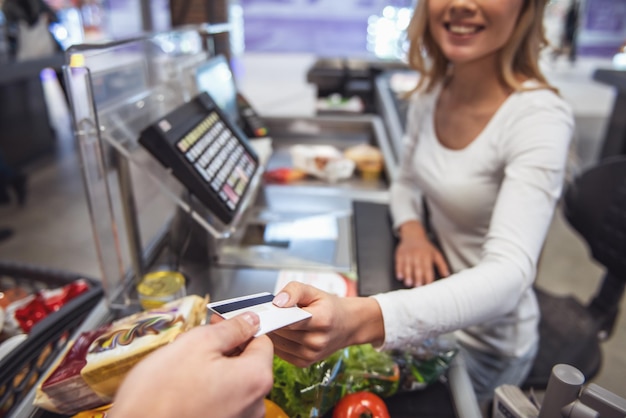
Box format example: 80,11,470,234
239,334,274,362
210,312,260,353
270,333,322,368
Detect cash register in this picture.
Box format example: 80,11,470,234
139,91,259,226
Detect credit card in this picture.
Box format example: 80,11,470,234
207,292,312,336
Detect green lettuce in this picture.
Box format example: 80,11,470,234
269,344,399,417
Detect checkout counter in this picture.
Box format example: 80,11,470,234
11,27,481,418
305,57,416,162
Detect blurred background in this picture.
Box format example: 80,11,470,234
1,0,625,64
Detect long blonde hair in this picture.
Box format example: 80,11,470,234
406,0,555,93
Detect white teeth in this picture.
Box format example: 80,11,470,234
449,25,478,35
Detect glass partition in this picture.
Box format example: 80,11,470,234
63,24,262,309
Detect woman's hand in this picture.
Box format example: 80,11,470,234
270,282,384,367
395,221,450,287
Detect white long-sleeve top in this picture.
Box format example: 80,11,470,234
372,83,574,357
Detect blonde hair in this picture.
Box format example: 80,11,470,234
406,0,555,93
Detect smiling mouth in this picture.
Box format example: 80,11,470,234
444,23,484,35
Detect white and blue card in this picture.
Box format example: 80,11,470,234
207,292,312,336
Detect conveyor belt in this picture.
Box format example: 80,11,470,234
353,200,408,296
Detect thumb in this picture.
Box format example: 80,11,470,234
212,312,261,354
273,282,323,308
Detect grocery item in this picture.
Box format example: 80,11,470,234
36,329,111,415
71,404,112,418
82,295,207,399
264,168,308,183
269,340,457,418
264,398,289,418
290,145,355,182
137,271,186,310
270,344,398,418
0,287,29,309
332,392,390,418
343,144,384,180
3,280,90,334
0,265,102,418
34,295,208,415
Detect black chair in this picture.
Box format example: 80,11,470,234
523,156,626,389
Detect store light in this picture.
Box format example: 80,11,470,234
613,52,626,70
366,6,412,60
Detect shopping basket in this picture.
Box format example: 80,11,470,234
0,261,103,417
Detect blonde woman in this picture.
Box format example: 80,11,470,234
271,0,574,402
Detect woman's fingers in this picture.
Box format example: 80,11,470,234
398,251,429,287
269,332,323,367
433,250,451,277
422,260,435,285
396,242,449,287
396,253,415,286
273,281,323,309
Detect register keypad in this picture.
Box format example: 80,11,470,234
139,92,259,225
176,112,256,211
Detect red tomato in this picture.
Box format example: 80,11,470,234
332,392,390,418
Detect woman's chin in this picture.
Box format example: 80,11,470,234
443,50,497,68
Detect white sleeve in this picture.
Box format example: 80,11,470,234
373,93,574,349
389,93,425,230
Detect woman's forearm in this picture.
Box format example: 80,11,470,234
344,296,385,347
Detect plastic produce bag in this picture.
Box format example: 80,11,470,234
269,336,457,418
389,334,458,392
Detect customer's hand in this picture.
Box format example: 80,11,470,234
110,312,274,418
271,282,384,367
395,221,450,287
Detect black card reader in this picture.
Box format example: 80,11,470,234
139,92,259,225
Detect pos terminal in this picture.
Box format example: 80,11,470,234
138,92,259,225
